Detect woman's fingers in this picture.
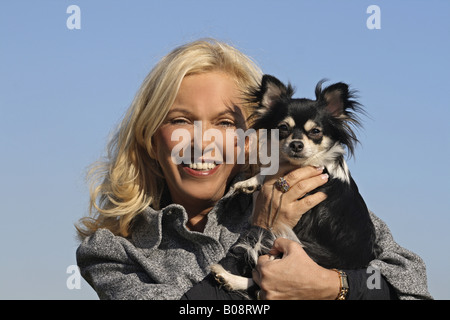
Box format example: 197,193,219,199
272,190,327,231
284,171,329,203
264,165,324,186
265,165,328,201
293,191,327,216
253,166,329,230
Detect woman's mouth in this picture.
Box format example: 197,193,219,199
181,162,221,176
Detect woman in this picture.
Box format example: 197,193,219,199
76,39,432,300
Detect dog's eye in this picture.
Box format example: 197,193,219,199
309,128,322,136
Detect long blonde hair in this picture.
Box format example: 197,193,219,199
76,39,262,239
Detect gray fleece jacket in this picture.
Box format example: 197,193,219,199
76,185,432,300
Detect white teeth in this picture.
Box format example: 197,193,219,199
188,163,217,170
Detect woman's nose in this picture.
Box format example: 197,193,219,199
192,121,209,159
192,121,225,162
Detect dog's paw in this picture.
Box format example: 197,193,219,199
233,181,261,194
210,264,234,290
209,264,254,291
240,185,260,194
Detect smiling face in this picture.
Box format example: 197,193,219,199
153,71,246,210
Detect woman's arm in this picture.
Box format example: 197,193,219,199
252,235,396,300
252,237,341,300
366,211,433,300
76,228,188,300
252,212,433,300
250,166,432,300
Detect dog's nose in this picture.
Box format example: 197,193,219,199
289,141,304,152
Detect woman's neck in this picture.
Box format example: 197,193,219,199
185,203,214,232
185,208,210,232
171,197,215,232
166,183,233,232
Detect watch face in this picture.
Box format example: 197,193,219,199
333,269,349,300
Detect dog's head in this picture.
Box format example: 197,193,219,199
248,75,363,166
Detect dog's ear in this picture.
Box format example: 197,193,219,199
317,80,364,157
318,81,351,117
260,75,291,108
253,75,294,110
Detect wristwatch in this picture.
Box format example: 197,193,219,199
332,269,349,300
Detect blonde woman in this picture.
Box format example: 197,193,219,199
76,39,431,300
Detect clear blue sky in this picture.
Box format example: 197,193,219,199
1,0,449,299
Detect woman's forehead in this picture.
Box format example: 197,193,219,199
170,73,244,116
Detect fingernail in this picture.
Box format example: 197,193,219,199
315,166,325,172
321,173,329,180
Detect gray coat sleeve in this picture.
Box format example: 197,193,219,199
76,229,187,300
369,211,433,300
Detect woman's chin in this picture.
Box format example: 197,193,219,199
163,162,238,205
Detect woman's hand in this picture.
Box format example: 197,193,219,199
252,238,340,300
252,165,328,231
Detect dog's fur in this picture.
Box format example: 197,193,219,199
210,75,378,295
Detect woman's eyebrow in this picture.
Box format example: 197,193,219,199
166,106,242,118
216,108,240,118
166,108,194,117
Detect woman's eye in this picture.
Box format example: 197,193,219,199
170,118,189,125
218,120,236,128
277,124,289,131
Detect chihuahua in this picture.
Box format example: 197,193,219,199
210,75,378,294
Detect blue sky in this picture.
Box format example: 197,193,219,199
1,0,449,299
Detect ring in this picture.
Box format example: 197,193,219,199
275,177,290,193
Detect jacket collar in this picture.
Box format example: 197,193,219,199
130,173,251,250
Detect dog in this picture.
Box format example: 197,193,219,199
210,75,378,295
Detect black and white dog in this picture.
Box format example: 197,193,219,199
210,75,378,294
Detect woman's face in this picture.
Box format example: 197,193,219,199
153,71,246,207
